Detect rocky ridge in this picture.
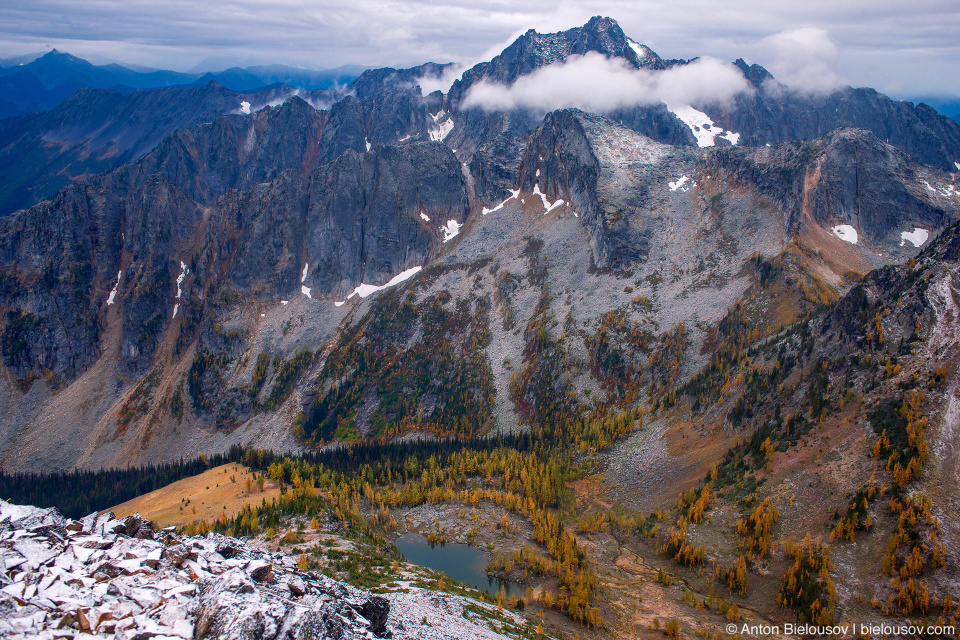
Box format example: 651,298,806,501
2,16,960,473
0,501,528,640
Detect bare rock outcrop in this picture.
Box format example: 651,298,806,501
0,501,524,640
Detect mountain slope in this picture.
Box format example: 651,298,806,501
0,15,958,477
0,101,957,473
598,205,960,628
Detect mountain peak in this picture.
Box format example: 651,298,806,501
451,16,664,99
583,15,622,31
35,49,92,69
733,58,774,88
41,49,73,61
507,15,658,69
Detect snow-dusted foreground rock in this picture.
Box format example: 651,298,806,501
0,502,527,640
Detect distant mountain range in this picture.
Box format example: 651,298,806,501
0,50,365,117
909,95,960,122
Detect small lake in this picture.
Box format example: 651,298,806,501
393,532,520,596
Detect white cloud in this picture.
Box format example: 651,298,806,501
760,27,844,93
413,64,465,94
410,25,534,95
0,2,957,97
461,52,751,112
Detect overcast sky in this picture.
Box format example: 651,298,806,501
1,0,958,98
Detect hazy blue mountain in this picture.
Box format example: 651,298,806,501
0,50,364,117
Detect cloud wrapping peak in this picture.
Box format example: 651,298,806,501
413,64,465,94
460,52,752,112
760,27,844,93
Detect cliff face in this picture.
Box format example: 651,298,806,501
0,17,959,473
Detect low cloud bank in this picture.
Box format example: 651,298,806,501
413,64,465,94
760,27,844,94
460,52,752,112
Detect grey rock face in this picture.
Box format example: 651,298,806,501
521,109,675,269
219,140,468,301
733,58,774,88
711,84,960,171
709,127,956,243
349,62,453,101
606,103,702,149
137,96,329,205
362,596,390,635
301,142,468,297
0,108,465,389
469,132,527,203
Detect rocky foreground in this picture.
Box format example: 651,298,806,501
0,502,529,639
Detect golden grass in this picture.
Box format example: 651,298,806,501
107,463,282,528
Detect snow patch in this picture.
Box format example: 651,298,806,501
428,111,454,142
668,105,740,148
531,183,564,213
535,168,540,177
440,219,462,242
831,224,859,244
107,270,121,306
239,101,251,114
301,262,312,298
172,261,188,318
365,137,372,152
668,176,695,192
627,39,647,59
175,261,187,299
419,211,431,222
900,227,929,247
398,134,413,142
955,162,960,171
336,266,423,305
482,189,519,215
281,300,289,305
923,180,959,198
719,130,740,145
545,199,564,213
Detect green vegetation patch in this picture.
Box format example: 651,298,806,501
297,288,495,445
